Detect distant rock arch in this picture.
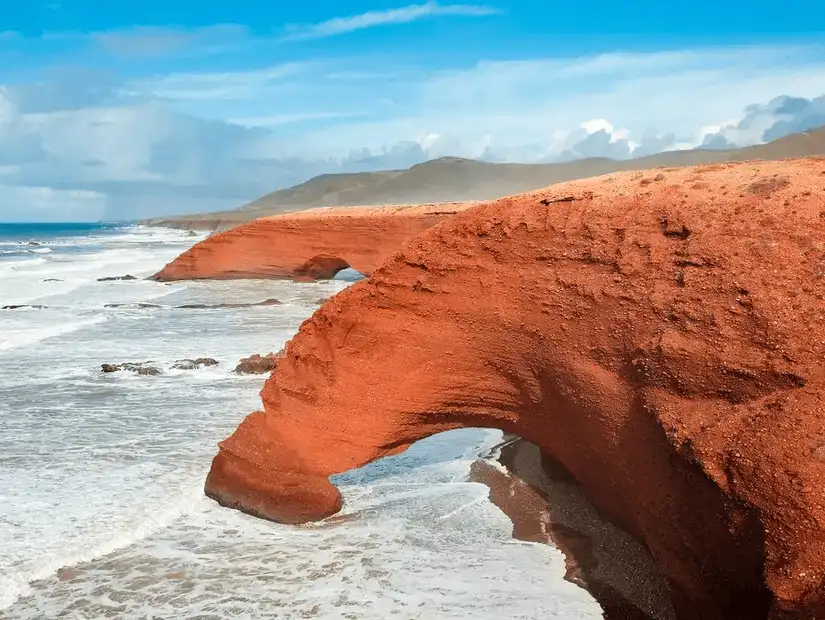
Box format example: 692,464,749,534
152,203,474,281
293,255,352,281
204,159,825,620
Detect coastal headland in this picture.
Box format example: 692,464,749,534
152,202,478,281
198,158,825,619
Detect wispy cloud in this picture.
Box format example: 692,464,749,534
126,62,307,101
230,112,363,127
93,24,249,57
283,1,500,40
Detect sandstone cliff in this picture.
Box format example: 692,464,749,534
152,202,476,281
204,158,825,619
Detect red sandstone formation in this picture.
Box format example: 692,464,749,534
152,203,477,281
204,158,825,619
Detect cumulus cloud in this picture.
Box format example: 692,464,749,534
700,94,825,148
277,45,825,166
0,85,271,220
0,80,432,220
283,2,500,40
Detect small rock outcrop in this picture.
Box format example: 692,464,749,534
176,298,282,309
101,362,161,375
233,353,280,375
171,358,219,370
204,159,825,620
104,303,163,309
97,274,138,282
152,203,477,281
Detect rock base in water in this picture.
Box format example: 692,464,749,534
97,274,138,282
233,353,281,375
171,358,219,370
101,362,161,375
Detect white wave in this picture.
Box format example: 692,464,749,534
0,472,211,610
0,230,200,307
0,229,601,618
0,257,47,273
0,316,107,353
0,248,52,257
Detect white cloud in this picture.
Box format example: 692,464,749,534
2,43,825,221
283,1,500,40
283,44,825,162
0,185,107,222
126,62,307,101
701,94,825,148
229,112,362,127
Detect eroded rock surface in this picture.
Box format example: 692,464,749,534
152,203,477,281
204,158,825,619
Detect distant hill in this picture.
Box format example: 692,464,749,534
147,126,825,230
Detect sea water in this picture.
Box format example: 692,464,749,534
0,224,602,619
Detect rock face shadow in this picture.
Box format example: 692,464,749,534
469,436,678,620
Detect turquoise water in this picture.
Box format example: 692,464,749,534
0,222,114,240
0,223,125,265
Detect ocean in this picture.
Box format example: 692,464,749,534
0,223,601,619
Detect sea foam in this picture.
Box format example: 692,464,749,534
0,225,601,619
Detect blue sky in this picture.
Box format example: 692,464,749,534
1,1,824,221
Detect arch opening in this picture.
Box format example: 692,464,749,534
204,310,775,620
331,267,366,282
293,254,353,280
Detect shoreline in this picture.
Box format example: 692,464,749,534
470,435,676,620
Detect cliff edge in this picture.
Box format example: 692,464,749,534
205,158,825,619
152,202,477,281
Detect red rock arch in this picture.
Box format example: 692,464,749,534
204,159,825,620
152,203,474,281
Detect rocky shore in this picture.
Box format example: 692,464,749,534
201,158,825,619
